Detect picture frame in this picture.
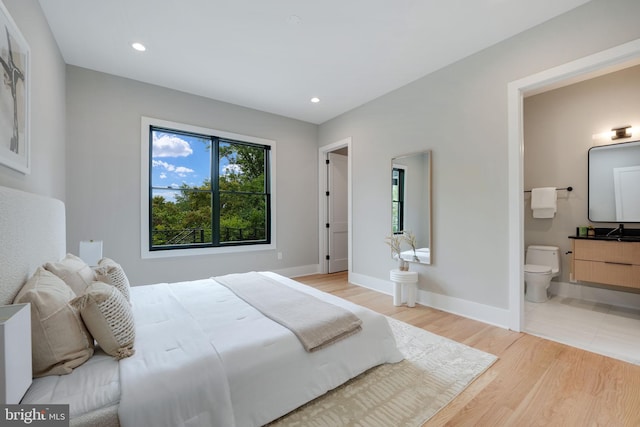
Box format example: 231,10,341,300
0,2,29,174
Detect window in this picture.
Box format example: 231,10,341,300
392,167,405,233
141,118,275,257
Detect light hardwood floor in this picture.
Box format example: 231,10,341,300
294,272,640,427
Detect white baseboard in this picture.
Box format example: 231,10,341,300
350,272,511,329
274,264,321,278
550,280,640,310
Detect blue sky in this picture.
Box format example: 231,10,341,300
151,130,210,190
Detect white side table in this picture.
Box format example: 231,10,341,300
0,303,32,404
390,269,419,307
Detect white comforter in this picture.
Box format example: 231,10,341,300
118,272,403,427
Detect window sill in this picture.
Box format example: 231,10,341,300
141,243,276,259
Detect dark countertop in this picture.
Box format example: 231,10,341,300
569,235,640,242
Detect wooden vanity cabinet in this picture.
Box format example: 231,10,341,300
571,239,640,289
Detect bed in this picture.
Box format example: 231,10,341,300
0,185,403,427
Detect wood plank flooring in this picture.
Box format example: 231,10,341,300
294,272,640,427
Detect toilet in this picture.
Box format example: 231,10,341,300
524,245,560,303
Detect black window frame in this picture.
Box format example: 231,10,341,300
392,167,405,234
148,125,272,252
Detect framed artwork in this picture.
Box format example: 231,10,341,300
0,2,29,174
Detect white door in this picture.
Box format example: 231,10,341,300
614,165,640,221
328,152,348,273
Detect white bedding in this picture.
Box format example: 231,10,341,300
121,272,402,427
22,272,403,427
22,350,120,418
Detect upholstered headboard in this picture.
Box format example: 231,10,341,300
0,186,66,305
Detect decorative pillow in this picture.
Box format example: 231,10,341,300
13,267,94,377
94,258,131,303
71,282,135,360
45,253,95,295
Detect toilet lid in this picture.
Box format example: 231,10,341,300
524,264,551,274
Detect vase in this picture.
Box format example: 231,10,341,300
398,258,409,271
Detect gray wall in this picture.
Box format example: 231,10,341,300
318,0,640,310
0,0,66,200
524,65,640,284
65,67,319,285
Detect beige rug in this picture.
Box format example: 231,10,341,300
269,317,497,427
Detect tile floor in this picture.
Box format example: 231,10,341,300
524,295,640,365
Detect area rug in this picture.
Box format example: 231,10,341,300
269,317,497,427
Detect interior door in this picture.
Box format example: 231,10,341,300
328,152,348,273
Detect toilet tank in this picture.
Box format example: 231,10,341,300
526,245,560,274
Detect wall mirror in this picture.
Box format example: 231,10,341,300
392,150,432,264
589,140,640,222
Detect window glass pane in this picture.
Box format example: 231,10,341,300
219,193,267,243
392,201,401,233
219,141,265,192
151,129,211,190
151,189,212,247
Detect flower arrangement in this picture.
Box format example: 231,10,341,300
384,233,403,259
402,231,420,262
385,230,418,270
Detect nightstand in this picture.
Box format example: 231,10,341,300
0,303,32,404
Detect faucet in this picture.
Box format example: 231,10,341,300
606,223,624,237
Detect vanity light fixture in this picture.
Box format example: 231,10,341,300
310,97,320,103
611,125,632,140
591,125,638,141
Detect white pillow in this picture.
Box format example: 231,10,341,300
71,282,135,360
45,253,95,295
13,267,94,377
94,257,131,303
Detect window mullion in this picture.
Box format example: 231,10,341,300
211,137,220,246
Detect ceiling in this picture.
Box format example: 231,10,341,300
38,0,592,124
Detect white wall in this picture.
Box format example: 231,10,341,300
318,0,640,322
0,0,66,200
65,67,319,285
524,65,640,285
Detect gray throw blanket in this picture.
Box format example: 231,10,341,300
214,272,362,352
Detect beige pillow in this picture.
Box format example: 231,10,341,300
45,253,95,295
94,257,131,303
13,267,94,377
71,282,135,360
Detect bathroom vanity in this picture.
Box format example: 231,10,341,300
570,237,640,289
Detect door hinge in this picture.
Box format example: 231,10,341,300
326,255,330,260
326,159,330,165
326,223,330,228
326,191,330,196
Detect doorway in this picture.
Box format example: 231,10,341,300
507,39,640,331
319,138,352,276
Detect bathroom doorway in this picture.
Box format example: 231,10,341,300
509,40,640,364
508,39,640,332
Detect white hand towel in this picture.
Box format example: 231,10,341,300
531,187,557,218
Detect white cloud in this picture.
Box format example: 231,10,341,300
152,133,193,157
175,166,194,177
152,160,194,177
159,172,167,179
222,164,243,175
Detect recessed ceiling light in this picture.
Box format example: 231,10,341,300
131,42,146,52
310,97,320,103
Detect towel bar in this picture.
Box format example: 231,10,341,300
524,186,572,193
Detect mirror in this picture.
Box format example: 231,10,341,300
391,150,432,264
589,140,640,222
